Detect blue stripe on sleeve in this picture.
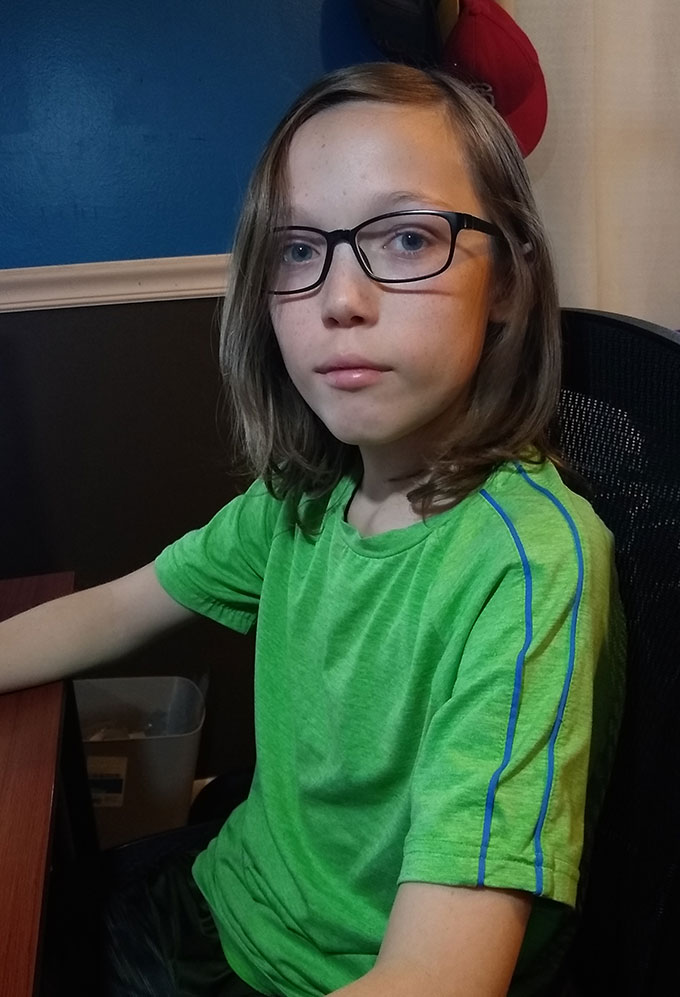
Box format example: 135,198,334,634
477,489,534,887
479,467,585,894
515,463,585,896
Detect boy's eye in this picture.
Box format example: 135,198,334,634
390,230,428,253
277,230,326,266
359,219,442,260
282,241,317,264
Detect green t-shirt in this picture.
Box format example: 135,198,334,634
155,459,625,997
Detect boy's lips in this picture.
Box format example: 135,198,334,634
315,356,391,390
315,355,391,374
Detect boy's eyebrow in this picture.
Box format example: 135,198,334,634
382,190,442,207
285,190,451,225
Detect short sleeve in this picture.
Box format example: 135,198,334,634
154,480,284,633
400,482,622,909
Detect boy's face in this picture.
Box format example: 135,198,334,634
269,100,497,473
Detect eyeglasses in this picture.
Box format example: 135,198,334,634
269,210,502,295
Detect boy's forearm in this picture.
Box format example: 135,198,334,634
0,564,193,694
327,964,509,997
327,966,452,997
328,881,528,997
0,586,130,693
326,967,414,997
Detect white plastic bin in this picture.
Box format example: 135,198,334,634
74,676,205,848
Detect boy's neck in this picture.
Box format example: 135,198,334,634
346,486,422,536
346,453,424,537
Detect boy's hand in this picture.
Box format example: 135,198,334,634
328,882,531,997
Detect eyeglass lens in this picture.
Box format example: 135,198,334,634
271,213,453,293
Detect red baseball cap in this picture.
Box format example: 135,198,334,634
441,0,548,156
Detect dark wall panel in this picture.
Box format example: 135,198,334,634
0,298,256,775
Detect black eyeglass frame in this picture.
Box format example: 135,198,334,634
269,209,503,295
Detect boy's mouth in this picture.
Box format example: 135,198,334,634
315,355,390,375
315,357,390,390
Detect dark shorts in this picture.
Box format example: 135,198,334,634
56,820,270,997
101,849,266,997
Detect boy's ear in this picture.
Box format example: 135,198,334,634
488,299,508,324
488,239,532,323
488,281,513,324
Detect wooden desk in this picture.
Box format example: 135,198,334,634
0,574,95,997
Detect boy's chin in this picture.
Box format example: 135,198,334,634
327,425,405,449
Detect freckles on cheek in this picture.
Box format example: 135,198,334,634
269,305,283,341
269,313,294,367
270,303,303,351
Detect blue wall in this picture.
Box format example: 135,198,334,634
1,1,381,268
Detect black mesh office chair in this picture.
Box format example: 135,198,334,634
556,308,680,995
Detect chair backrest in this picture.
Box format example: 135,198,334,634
556,308,680,994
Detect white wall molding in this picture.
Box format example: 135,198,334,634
0,254,230,312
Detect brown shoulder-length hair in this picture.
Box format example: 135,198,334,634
220,62,561,514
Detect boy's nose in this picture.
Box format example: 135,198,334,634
320,244,379,328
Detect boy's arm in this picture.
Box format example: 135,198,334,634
328,882,531,997
0,563,195,694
